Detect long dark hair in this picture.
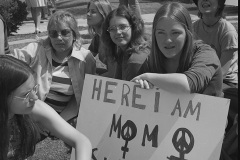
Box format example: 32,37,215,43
0,55,38,160
101,5,147,62
149,2,195,73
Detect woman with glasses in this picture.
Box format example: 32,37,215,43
12,10,96,128
101,5,150,81
0,55,92,160
132,2,222,97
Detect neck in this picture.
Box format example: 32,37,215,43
53,47,73,61
202,15,221,27
93,26,101,35
165,58,179,73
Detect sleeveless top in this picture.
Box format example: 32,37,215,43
0,15,10,54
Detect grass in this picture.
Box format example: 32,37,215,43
8,1,238,159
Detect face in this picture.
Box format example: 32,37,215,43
8,75,38,117
155,17,187,60
109,16,132,50
87,2,103,26
49,23,74,54
198,0,219,14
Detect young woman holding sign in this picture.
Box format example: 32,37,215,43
132,2,223,97
0,55,92,160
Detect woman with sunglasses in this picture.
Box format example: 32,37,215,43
0,55,92,160
12,10,96,128
101,5,150,81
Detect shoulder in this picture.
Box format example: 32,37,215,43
193,40,220,64
218,19,238,35
72,47,95,63
13,42,44,58
31,100,56,122
129,45,150,64
193,19,201,29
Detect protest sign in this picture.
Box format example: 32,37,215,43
71,74,230,160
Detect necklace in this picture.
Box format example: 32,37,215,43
202,18,221,28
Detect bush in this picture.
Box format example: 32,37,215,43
0,0,28,35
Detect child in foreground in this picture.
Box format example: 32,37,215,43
0,55,92,160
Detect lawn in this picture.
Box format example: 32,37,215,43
8,1,238,159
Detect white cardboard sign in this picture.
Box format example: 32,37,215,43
71,74,230,160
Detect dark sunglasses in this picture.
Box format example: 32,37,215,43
48,29,72,38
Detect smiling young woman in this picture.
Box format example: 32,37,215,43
101,5,150,81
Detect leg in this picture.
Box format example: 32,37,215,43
31,7,42,33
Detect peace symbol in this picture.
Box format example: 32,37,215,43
172,128,194,154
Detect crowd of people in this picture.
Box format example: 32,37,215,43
0,0,238,159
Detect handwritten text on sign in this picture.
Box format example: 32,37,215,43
71,75,229,160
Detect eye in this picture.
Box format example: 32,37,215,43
157,31,164,34
119,25,127,30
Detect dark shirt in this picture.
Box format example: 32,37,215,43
88,34,100,57
0,15,10,54
184,41,223,97
115,45,150,81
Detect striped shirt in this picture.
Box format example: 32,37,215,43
45,56,74,113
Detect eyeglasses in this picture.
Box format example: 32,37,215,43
48,29,72,38
14,84,39,102
107,25,131,33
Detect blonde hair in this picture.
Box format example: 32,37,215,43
87,0,113,37
46,10,82,50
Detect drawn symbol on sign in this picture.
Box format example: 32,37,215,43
121,120,137,159
167,128,194,160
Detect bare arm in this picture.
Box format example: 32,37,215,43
220,49,236,78
0,19,5,55
132,73,190,94
32,100,92,160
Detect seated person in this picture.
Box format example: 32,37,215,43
12,11,96,127
192,0,238,89
101,5,150,81
132,2,223,97
0,55,92,160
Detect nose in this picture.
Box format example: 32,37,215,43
87,11,91,17
166,35,172,43
116,28,122,34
